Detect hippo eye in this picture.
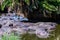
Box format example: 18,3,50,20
0,24,2,28
45,29,48,31
51,24,53,26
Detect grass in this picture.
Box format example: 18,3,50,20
1,33,21,40
21,24,60,40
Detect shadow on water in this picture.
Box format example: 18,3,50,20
22,17,60,24
22,9,60,24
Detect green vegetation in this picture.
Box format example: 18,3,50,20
0,0,60,12
24,0,59,11
0,0,19,11
1,33,21,40
0,0,60,17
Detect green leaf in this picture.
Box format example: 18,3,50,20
1,1,8,10
24,0,30,5
43,1,58,11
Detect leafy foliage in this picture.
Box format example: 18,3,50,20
0,0,60,14
24,0,60,11
0,0,19,11
42,1,58,11
1,0,12,10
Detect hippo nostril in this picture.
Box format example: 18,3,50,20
0,24,2,28
9,24,13,27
